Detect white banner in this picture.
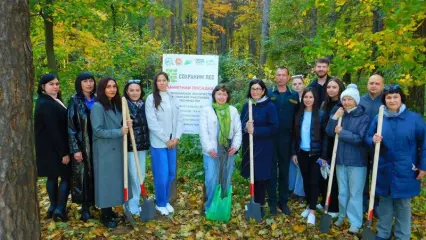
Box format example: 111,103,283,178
162,54,219,134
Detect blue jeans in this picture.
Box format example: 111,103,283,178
336,165,366,228
126,150,146,214
151,147,177,207
203,154,235,210
377,197,411,240
289,160,305,196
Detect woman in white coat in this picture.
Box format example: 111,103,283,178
199,84,242,211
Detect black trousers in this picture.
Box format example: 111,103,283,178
320,166,339,212
254,180,269,206
297,150,321,210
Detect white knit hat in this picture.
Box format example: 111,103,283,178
340,83,360,105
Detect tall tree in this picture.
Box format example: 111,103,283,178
196,0,203,54
170,0,176,45
149,0,155,35
40,0,57,73
260,0,270,65
177,0,183,50
0,1,40,239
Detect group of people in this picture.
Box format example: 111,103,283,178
34,57,425,239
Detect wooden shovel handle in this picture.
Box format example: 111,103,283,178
124,101,146,196
122,97,129,201
325,117,342,211
248,99,255,196
367,105,385,220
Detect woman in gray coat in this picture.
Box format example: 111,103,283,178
91,77,132,228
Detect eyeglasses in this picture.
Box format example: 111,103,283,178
127,79,141,84
251,87,263,91
384,84,400,91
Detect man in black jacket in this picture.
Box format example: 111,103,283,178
308,58,333,107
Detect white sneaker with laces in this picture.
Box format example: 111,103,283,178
166,203,174,213
301,208,310,218
307,213,316,225
155,205,169,216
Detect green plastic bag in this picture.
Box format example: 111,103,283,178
206,185,232,222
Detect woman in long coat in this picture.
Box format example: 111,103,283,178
68,72,96,222
240,79,279,217
366,85,425,240
34,73,71,222
90,77,132,228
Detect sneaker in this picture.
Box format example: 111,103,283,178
166,203,174,213
155,205,169,216
334,218,344,227
348,226,359,234
316,204,324,211
328,212,339,218
301,208,310,218
307,213,315,225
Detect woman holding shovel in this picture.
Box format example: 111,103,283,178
91,77,132,228
240,79,279,218
292,88,327,225
146,72,183,216
68,72,97,222
199,84,242,213
123,80,150,215
365,85,426,240
325,84,370,234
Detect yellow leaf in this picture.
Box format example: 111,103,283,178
271,223,277,231
47,222,56,232
292,224,306,233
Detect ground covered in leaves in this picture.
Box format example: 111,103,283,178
39,155,426,240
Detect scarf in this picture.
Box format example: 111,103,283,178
384,104,406,118
212,103,231,146
132,99,145,108
251,96,268,105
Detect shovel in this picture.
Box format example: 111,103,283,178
124,101,156,222
245,99,262,222
362,106,384,240
122,98,136,227
320,117,342,233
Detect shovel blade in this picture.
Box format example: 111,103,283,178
319,213,332,233
124,202,136,227
245,201,262,222
140,197,156,222
362,227,376,240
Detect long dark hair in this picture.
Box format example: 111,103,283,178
123,81,143,101
322,77,345,111
96,77,122,111
75,72,96,97
153,72,169,109
37,73,63,100
294,87,320,140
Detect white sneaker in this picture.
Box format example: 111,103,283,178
301,208,310,218
328,212,339,218
316,204,323,211
307,213,316,225
334,217,344,227
166,203,174,213
155,205,169,216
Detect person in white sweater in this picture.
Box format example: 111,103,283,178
145,72,183,216
199,84,242,211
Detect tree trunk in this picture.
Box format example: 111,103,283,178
170,0,176,46
162,0,169,41
0,1,40,239
177,0,183,51
260,0,270,65
218,16,227,54
196,0,203,54
372,7,384,61
111,4,117,32
41,0,57,73
149,0,155,36
309,7,317,38
249,36,257,56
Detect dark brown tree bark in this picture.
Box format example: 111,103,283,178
196,0,203,54
0,1,40,239
260,0,270,65
41,0,57,73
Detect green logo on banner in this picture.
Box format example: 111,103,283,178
165,69,178,82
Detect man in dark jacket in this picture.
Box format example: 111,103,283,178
267,66,299,215
308,58,333,107
359,73,384,212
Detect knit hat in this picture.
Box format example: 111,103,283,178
340,83,360,105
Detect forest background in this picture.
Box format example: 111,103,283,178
29,0,426,239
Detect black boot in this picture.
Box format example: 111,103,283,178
46,178,58,219
53,178,70,222
101,208,117,229
80,203,91,222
